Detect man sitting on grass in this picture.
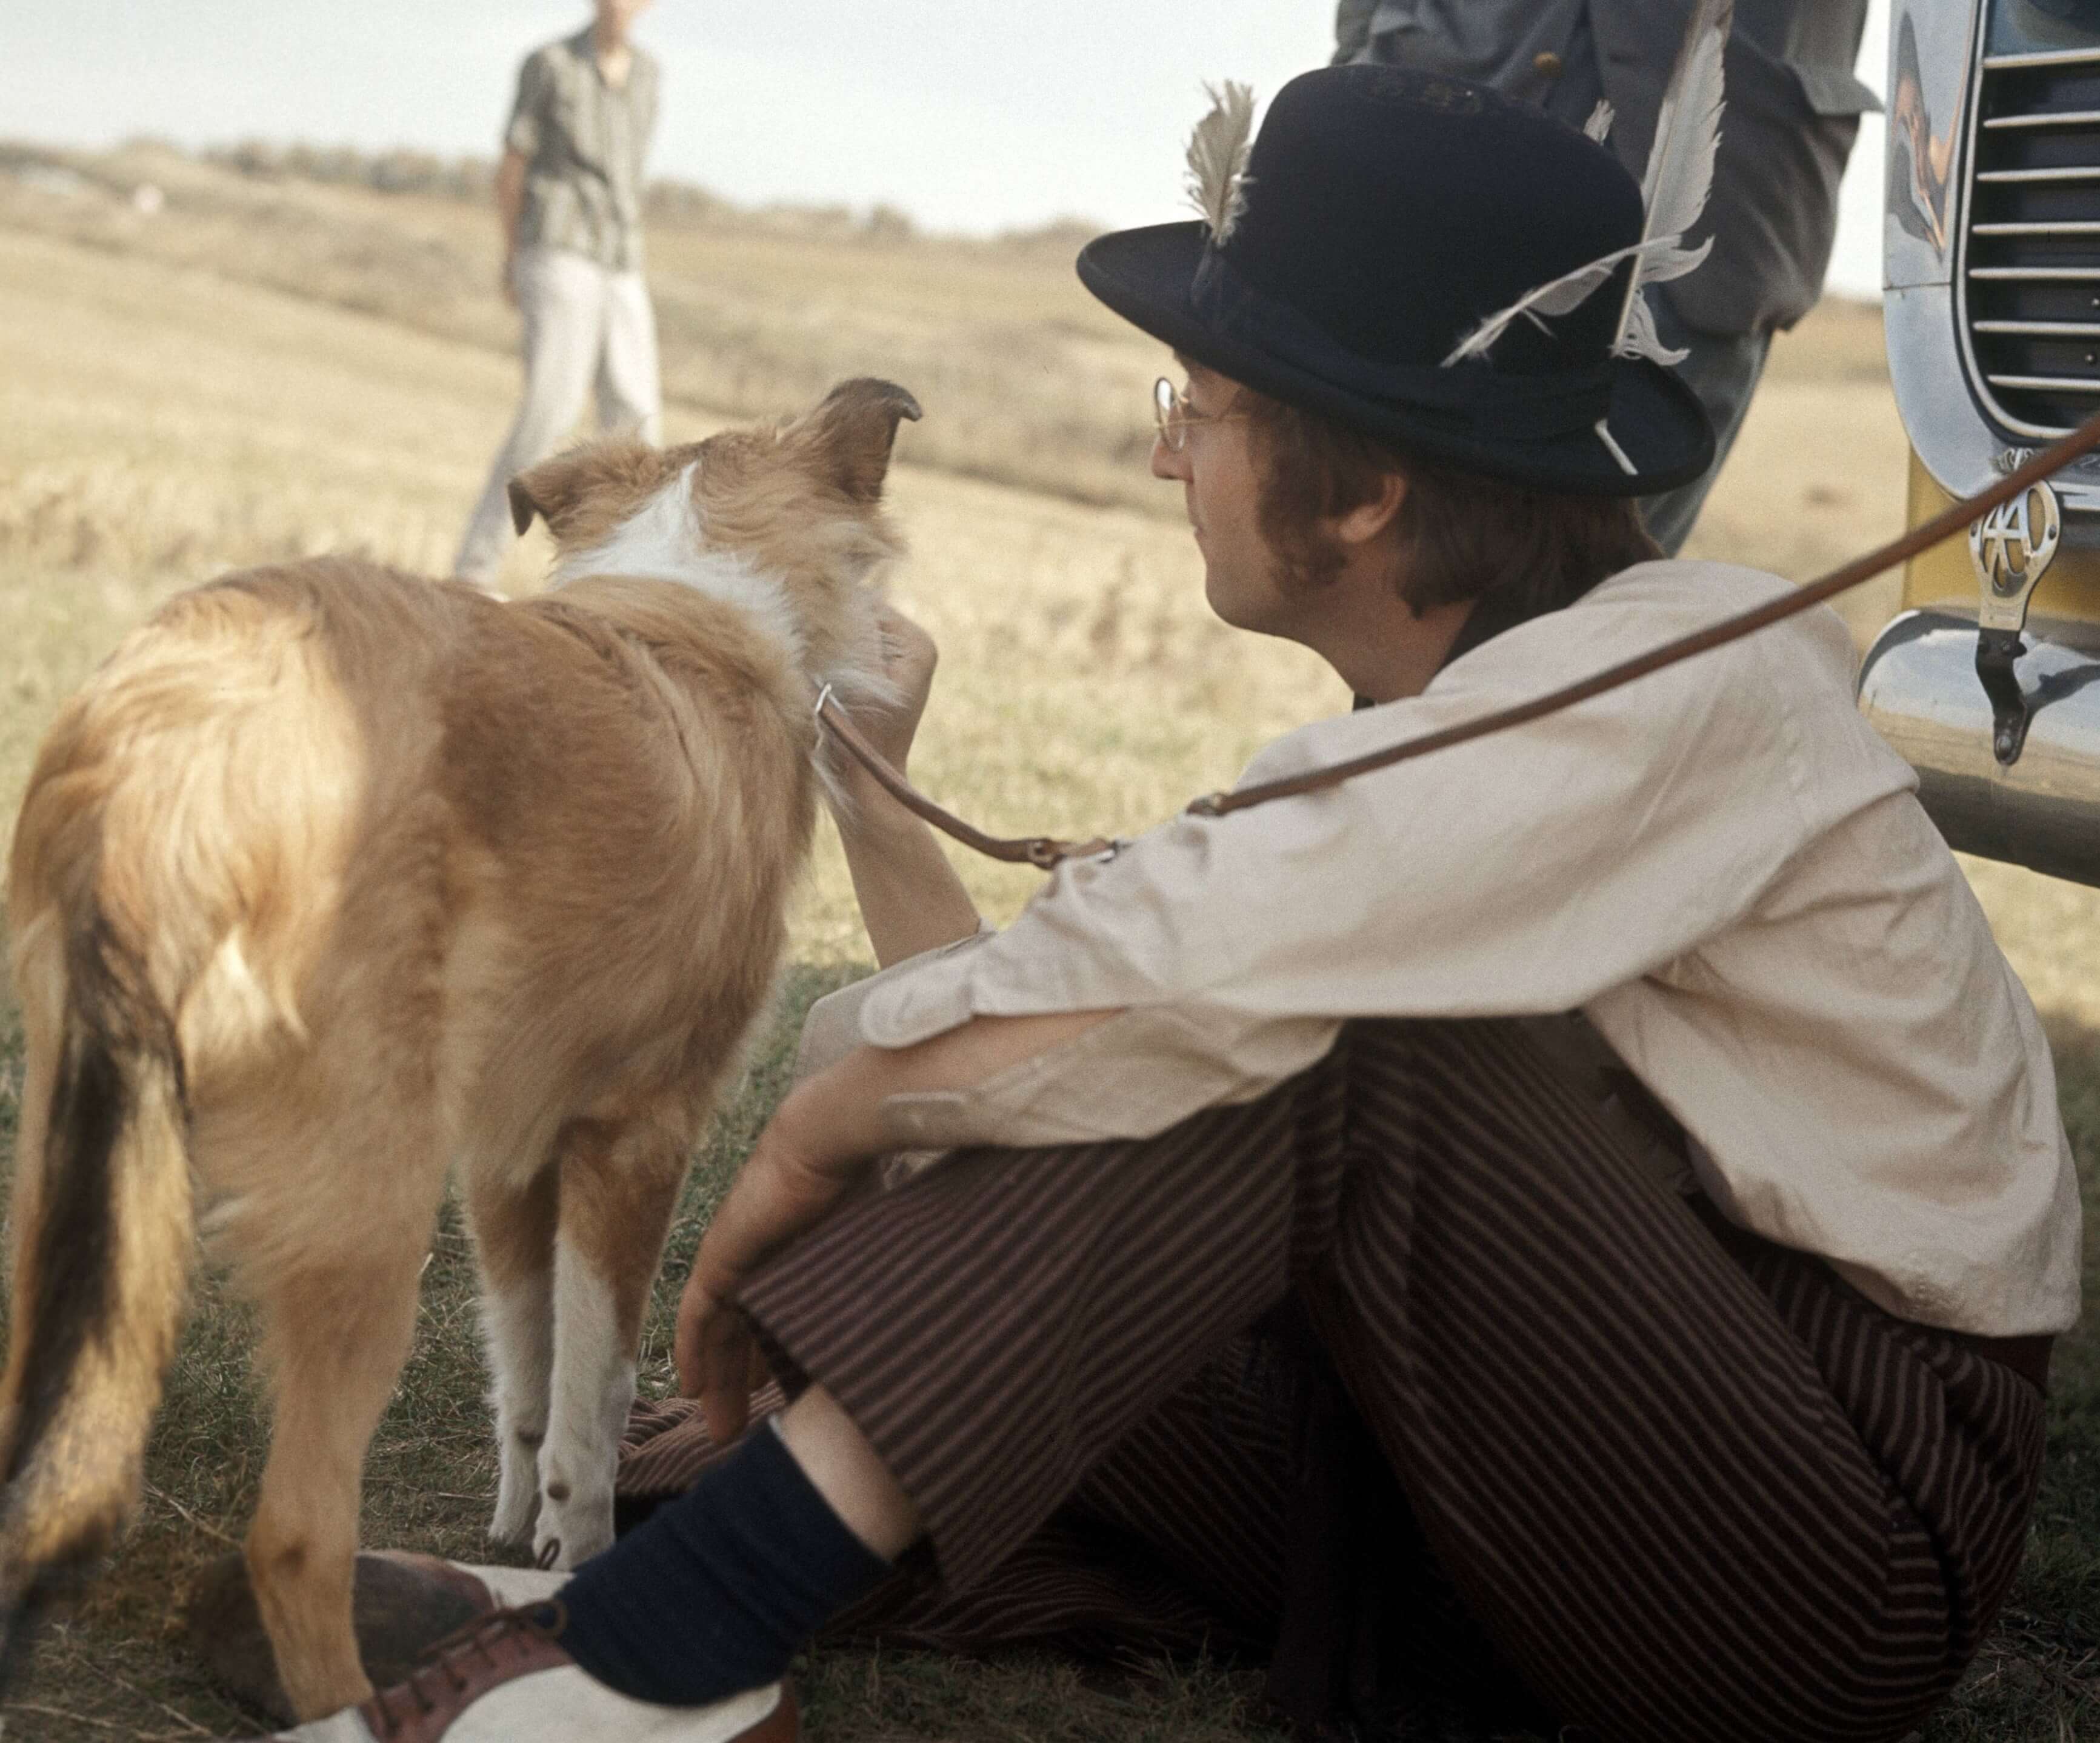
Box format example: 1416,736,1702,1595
244,62,2077,1743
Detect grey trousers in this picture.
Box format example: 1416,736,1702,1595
455,246,663,587
1641,291,1773,556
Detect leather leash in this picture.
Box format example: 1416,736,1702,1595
816,408,2100,872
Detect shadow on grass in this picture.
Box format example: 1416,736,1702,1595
0,971,2093,1738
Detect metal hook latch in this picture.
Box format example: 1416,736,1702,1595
1970,478,2062,766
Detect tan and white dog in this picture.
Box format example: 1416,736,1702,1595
0,378,919,1719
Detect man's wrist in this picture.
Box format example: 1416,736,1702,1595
833,766,927,839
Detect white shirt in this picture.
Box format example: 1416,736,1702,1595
828,561,2082,1338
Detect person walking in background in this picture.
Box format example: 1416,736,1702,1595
455,0,662,592
1335,0,1879,553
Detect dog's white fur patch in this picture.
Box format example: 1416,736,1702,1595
553,464,807,672
482,1265,556,1548
534,1236,636,1568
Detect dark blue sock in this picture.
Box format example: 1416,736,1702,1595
556,1418,892,1706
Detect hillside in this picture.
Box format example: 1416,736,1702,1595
4,138,1892,528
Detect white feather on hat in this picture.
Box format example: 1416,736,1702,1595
1185,82,1257,245
1439,0,1734,471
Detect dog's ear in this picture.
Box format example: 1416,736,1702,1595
508,441,668,539
796,379,922,502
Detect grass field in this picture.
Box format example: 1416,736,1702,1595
0,148,2096,1739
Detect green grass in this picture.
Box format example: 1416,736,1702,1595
0,976,2096,1741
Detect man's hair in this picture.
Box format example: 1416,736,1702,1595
1241,389,1662,622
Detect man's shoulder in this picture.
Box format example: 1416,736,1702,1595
1435,558,1855,716
1584,558,1847,658
525,30,592,73
1586,558,1793,608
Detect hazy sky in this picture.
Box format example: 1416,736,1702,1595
6,0,1890,296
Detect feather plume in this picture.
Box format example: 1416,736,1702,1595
1184,81,1256,244
1584,99,1616,145
1613,0,1732,356
1442,241,1653,366
1615,287,1690,366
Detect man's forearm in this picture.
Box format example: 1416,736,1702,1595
494,148,527,259
781,1005,1125,1170
832,773,983,968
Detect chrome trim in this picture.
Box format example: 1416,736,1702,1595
1972,221,2100,235
1858,613,2100,885
1985,374,2100,391
1952,2,2074,441
1977,167,2100,182
1983,108,2100,128
1889,283,2100,512
1982,47,2100,70
1887,0,1979,290
1895,0,2100,502
1973,319,2100,335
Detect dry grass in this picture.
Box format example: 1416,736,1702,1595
0,162,2093,1740
1,141,1164,517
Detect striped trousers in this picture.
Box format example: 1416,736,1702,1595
618,1018,2047,1742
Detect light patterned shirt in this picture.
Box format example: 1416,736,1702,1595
505,28,660,273
815,561,2082,1339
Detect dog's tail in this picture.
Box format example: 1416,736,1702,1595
0,907,195,1676
0,573,366,1679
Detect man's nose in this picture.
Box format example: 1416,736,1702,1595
1150,435,1189,482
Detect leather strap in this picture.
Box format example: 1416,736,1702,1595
818,409,2100,868
815,687,1113,870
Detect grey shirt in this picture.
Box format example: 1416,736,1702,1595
1335,0,1880,337
505,28,661,273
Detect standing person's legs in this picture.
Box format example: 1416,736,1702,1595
1638,288,1772,555
596,271,662,445
454,249,610,590
662,1018,2043,1743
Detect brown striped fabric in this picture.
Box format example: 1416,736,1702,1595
619,1017,2048,1742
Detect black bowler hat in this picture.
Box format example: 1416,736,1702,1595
1076,64,1716,496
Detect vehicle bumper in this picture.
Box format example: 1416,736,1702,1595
1858,609,2100,886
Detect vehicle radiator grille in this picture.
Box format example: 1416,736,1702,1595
1964,45,2100,436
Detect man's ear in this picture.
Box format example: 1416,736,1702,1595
794,378,922,502
1333,470,1408,548
507,440,668,538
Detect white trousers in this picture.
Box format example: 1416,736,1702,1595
455,247,663,585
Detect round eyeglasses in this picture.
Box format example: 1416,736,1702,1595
1153,376,1249,453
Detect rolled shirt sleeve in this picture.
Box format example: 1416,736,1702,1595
504,50,554,158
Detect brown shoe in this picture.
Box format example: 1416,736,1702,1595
241,1602,797,1741
187,1551,550,1724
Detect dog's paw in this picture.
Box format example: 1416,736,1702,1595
534,1483,615,1570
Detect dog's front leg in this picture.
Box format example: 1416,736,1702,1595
536,1236,639,1566
539,1127,689,1567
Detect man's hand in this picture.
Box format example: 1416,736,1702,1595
672,1008,1124,1442
674,1082,879,1444
850,599,940,777
494,147,528,310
